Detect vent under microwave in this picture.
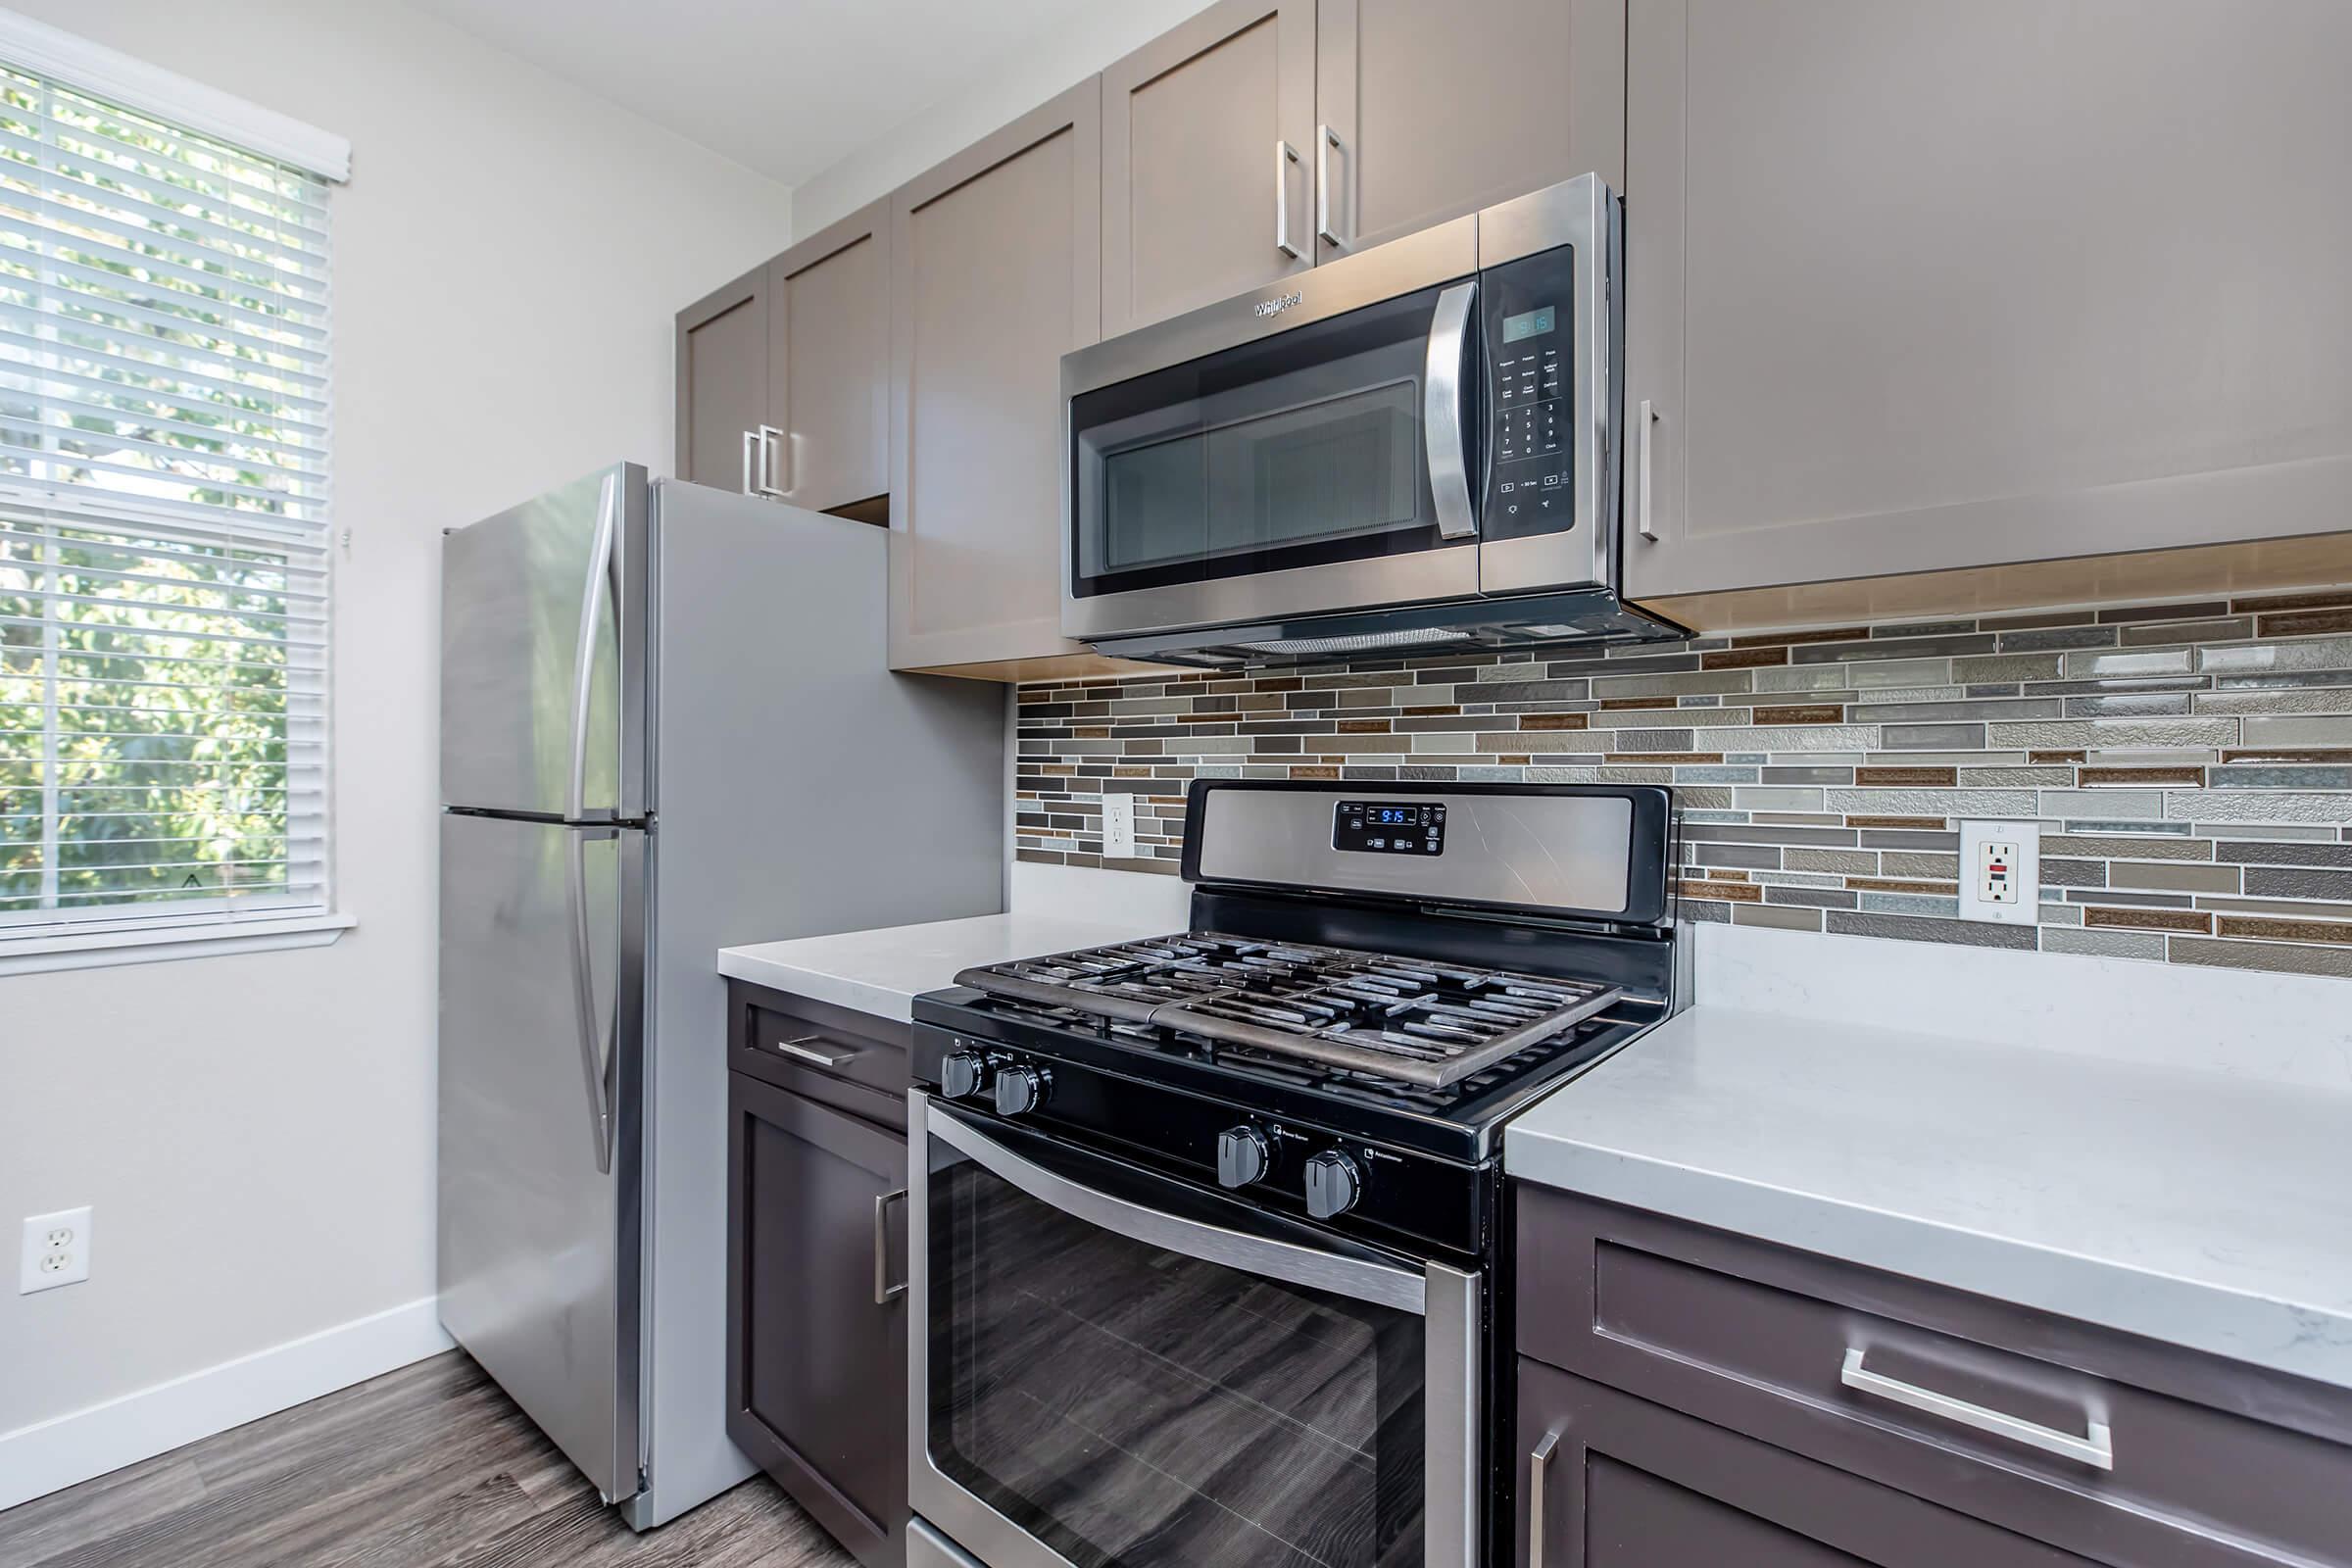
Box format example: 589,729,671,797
1084,588,1686,670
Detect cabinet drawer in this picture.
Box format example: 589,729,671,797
729,981,910,1132
1516,1186,2352,1568
1515,1358,2108,1568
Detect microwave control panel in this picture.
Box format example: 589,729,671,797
1480,243,1577,541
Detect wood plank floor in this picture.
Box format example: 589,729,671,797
0,1350,858,1568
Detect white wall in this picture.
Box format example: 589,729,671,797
790,0,1208,235
0,0,792,1464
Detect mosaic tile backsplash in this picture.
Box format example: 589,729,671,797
1014,589,2352,979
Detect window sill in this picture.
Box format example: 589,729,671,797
0,912,357,977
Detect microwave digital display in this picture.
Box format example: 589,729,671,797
1333,800,1446,856
1501,305,1556,343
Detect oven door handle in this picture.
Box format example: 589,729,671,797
923,1101,1427,1315
1425,279,1479,540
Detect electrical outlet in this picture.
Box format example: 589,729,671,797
1959,820,2040,926
1102,793,1138,859
1979,838,2022,903
20,1206,91,1295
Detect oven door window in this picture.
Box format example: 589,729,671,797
924,1118,1430,1568
1070,281,1473,603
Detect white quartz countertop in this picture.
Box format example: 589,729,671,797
1507,1005,2352,1390
716,911,1179,1023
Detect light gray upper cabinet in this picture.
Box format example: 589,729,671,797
767,200,891,516
1315,0,1626,256
674,267,767,492
1622,0,2352,605
888,79,1104,674
1100,0,1316,336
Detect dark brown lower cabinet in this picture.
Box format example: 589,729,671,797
1516,1360,2103,1567
728,1068,907,1568
1515,1187,2352,1568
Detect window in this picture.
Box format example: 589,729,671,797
0,27,346,956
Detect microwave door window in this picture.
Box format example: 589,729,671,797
1070,280,1465,603
1100,433,1208,574
1206,379,1421,558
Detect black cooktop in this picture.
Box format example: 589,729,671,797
912,959,1662,1164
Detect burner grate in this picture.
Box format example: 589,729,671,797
956,932,1624,1089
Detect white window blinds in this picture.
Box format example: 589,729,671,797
0,57,333,935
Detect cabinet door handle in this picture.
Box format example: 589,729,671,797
1635,400,1659,542
753,424,788,499
1527,1427,1562,1568
873,1189,908,1304
1315,123,1346,250
775,1034,855,1068
1840,1348,2114,1470
740,429,758,497
1274,139,1302,259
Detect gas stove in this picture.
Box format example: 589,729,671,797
906,781,1683,1568
911,780,1684,1238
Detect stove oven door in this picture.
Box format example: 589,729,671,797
908,1094,1478,1568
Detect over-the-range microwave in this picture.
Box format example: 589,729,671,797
1060,173,1686,666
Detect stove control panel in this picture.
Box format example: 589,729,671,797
911,1023,1492,1257
1332,800,1446,857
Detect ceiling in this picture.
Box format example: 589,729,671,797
409,0,1106,187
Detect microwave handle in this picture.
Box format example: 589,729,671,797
1425,280,1479,540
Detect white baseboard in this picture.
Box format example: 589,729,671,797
0,1296,453,1511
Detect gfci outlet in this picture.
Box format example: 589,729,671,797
1959,820,2041,927
20,1205,92,1295
1102,793,1138,859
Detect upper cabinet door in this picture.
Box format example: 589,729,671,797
889,79,1102,673
1623,0,2352,603
768,200,891,516
1315,0,1625,257
674,267,767,493
1100,0,1316,336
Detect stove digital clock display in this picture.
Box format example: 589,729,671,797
1333,800,1446,857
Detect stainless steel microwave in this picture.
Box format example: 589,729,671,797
1060,174,1684,666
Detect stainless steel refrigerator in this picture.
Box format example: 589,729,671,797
437,465,1004,1528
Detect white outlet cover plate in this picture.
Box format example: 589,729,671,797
20,1205,91,1294
1102,793,1138,859
1959,818,2041,926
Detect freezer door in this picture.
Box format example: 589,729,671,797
438,811,647,1505
441,463,650,819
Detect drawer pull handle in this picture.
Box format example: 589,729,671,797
1840,1348,2113,1470
775,1035,855,1069
1527,1428,1561,1568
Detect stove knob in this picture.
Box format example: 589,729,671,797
1302,1151,1362,1220
1215,1126,1269,1190
940,1050,991,1101
993,1064,1049,1117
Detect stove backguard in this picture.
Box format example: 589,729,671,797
1180,780,1673,927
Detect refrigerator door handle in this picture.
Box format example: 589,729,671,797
566,824,618,1174
566,471,619,822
